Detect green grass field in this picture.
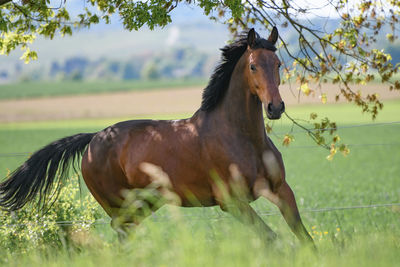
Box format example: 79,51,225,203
0,100,399,266
0,79,206,100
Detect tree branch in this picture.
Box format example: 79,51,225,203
0,0,12,6
284,112,330,150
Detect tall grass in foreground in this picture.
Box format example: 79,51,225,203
0,199,399,267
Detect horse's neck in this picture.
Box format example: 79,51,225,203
203,60,267,145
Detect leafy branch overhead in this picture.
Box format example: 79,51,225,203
1,0,399,157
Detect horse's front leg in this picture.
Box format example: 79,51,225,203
275,182,314,244
256,179,314,246
221,199,277,242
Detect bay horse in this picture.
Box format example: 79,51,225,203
0,28,313,245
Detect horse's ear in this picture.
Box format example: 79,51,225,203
267,26,279,45
247,28,256,48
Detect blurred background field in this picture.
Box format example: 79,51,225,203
0,79,206,100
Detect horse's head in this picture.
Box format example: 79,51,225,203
244,28,284,120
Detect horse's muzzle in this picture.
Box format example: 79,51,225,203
266,101,285,120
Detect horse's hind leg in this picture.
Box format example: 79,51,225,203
111,216,140,241
110,198,162,241
111,218,135,241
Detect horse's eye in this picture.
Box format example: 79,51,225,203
250,64,257,72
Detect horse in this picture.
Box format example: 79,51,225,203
0,28,313,246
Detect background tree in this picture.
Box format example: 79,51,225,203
1,0,399,157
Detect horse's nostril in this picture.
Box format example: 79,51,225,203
268,102,284,114
267,103,273,113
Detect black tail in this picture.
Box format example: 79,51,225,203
0,132,96,211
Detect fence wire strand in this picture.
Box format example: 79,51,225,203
274,120,400,135
1,121,399,158
1,202,399,228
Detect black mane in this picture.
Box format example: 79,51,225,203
200,31,277,111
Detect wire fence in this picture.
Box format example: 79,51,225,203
1,202,399,228
274,120,400,135
1,121,399,158
0,152,32,157
285,143,400,149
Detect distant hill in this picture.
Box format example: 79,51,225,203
0,5,232,83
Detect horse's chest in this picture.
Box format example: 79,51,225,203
205,138,257,180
